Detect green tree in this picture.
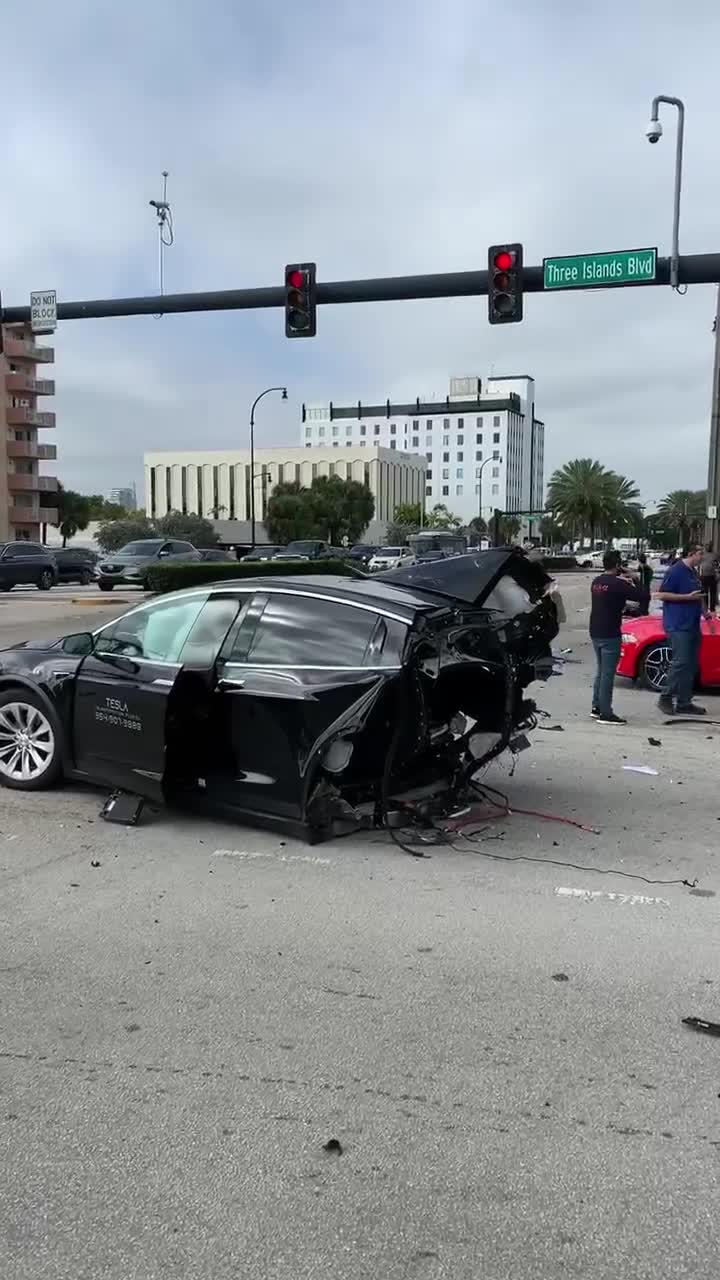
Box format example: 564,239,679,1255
425,503,461,530
309,475,375,544
495,515,521,544
85,494,127,521
96,515,156,552
546,459,640,546
54,484,91,547
155,511,220,547
265,482,319,544
655,489,706,544
392,502,422,529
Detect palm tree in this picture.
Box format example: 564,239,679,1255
655,489,706,543
53,484,91,547
546,459,639,547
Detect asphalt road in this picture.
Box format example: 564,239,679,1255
2,579,720,1280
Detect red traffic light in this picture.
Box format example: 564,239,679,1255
284,262,317,338
493,250,514,272
287,269,305,289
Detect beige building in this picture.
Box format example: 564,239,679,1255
144,446,426,542
0,324,58,542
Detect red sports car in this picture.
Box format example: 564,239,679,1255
618,614,720,692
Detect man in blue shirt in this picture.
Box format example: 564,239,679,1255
656,543,709,715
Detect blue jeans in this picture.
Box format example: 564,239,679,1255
592,637,621,716
667,628,701,706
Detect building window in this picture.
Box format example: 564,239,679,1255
374,424,380,435
443,451,449,462
442,434,449,446
474,483,480,495
390,423,396,435
426,420,433,429
360,423,366,436
333,441,339,448
456,484,463,496
305,426,311,438
457,434,464,445
492,484,499,495
476,433,483,445
442,468,449,479
493,432,500,444
425,435,432,447
360,440,366,447
332,424,339,437
426,468,432,479
475,467,482,478
456,467,464,479
305,442,312,448
443,418,449,429
476,417,483,428
426,485,432,496
442,485,449,496
346,423,352,435
425,452,432,461
493,450,500,460
476,450,482,461
457,418,464,429
457,451,463,462
390,441,396,450
319,426,325,437
492,466,499,478
412,419,419,430
412,437,419,448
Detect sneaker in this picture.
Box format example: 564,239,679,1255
675,702,707,716
657,696,674,715
591,706,601,719
596,712,627,725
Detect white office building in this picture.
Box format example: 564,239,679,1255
144,446,426,544
302,375,544,535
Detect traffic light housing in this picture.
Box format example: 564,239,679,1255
285,262,317,338
488,244,523,324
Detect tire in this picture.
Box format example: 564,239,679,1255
639,643,672,692
0,689,63,790
37,570,54,591
1,583,12,592
80,569,93,586
98,581,114,592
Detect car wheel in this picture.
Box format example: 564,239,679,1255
80,569,93,586
0,691,63,790
639,643,671,692
98,581,114,592
37,570,54,591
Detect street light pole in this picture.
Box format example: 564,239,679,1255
647,95,685,291
476,455,500,545
249,386,287,549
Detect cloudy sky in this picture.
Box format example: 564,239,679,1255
2,0,718,509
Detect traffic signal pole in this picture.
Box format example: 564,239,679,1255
3,252,720,325
705,283,720,550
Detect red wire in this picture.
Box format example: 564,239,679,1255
448,802,600,835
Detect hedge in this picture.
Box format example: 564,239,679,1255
144,557,364,595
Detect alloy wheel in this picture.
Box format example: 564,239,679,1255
643,644,671,692
0,701,56,782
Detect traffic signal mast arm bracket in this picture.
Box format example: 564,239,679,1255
2,253,720,324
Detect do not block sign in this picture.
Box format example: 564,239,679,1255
30,290,57,334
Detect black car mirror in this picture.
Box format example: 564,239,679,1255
61,632,95,656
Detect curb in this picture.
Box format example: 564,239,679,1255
70,597,134,606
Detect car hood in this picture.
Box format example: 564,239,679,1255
99,553,155,567
377,549,550,607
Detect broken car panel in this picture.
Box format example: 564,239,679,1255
0,551,559,842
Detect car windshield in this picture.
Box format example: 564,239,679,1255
116,541,162,556
284,542,319,554
380,548,403,557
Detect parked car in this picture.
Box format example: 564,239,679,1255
49,546,99,585
342,545,381,568
618,613,720,692
415,549,446,564
368,547,415,572
96,539,201,590
272,540,337,562
0,550,559,842
241,545,285,562
578,550,606,570
0,542,57,592
198,548,237,563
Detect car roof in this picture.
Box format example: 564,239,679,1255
199,573,443,619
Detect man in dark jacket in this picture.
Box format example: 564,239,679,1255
589,550,647,724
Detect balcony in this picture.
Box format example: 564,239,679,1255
3,337,54,363
5,373,55,395
6,408,56,429
6,441,57,461
8,504,57,525
7,474,58,494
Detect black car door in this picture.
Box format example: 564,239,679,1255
208,589,395,823
0,544,21,587
71,593,211,798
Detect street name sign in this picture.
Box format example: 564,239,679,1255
30,289,57,333
543,249,657,291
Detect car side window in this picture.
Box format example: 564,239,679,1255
94,595,208,663
178,596,243,665
236,593,378,667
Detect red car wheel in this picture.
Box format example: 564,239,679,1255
639,643,671,692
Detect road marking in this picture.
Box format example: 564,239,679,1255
213,848,333,866
555,886,670,907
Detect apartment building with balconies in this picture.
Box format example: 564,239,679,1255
1,324,58,540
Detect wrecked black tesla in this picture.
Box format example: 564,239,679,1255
0,550,560,842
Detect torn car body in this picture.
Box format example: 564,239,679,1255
0,551,559,842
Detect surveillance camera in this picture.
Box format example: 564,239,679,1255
646,119,663,144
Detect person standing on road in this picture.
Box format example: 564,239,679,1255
589,550,647,725
637,553,653,614
656,544,709,716
700,543,718,613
